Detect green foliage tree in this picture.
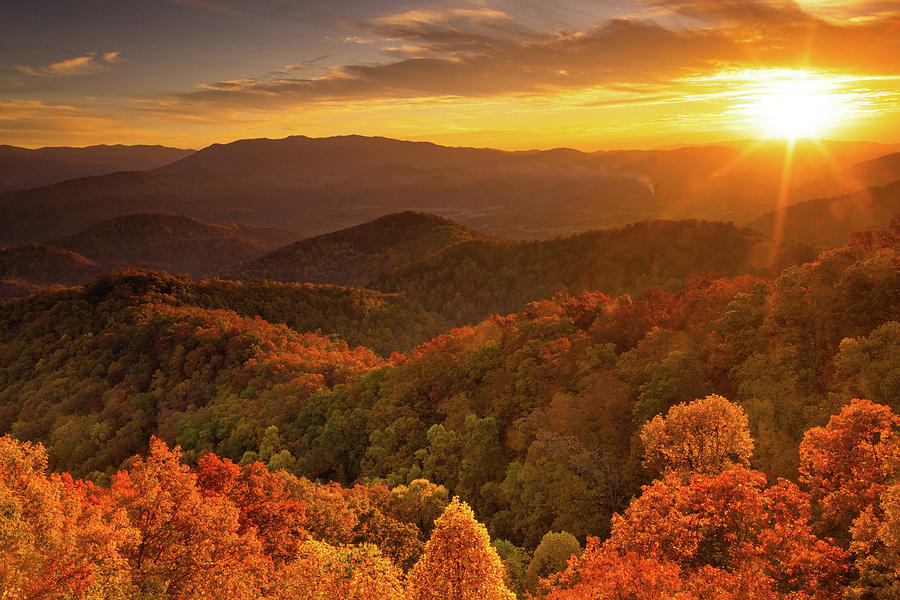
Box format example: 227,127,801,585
525,531,582,595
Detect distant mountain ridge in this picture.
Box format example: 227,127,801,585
749,180,900,247
2,134,898,247
0,144,193,192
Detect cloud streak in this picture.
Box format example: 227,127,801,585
16,52,124,78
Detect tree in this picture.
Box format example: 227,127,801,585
605,466,848,599
492,539,530,598
0,435,133,599
194,453,308,564
110,437,266,599
799,399,900,540
272,539,405,600
406,497,515,600
847,481,900,599
526,531,582,595
640,395,754,476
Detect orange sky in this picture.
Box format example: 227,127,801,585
2,0,899,150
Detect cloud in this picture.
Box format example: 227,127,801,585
155,2,899,111
15,52,124,77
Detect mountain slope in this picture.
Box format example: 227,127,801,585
0,144,192,192
226,211,481,285
0,214,301,300
51,213,298,277
230,214,815,325
748,180,900,247
0,244,102,287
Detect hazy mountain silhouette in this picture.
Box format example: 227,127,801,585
51,213,298,277
2,135,897,246
0,244,103,291
0,144,193,192
749,179,900,247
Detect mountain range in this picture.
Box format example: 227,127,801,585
1,135,897,248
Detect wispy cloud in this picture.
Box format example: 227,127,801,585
15,52,124,77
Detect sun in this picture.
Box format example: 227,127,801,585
744,71,843,140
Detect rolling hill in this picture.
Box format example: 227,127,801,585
0,213,301,300
225,212,481,285
51,213,298,277
230,213,816,325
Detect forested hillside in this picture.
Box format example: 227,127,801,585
0,222,896,598
235,215,815,325
0,214,299,300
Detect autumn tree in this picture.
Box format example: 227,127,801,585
272,539,405,600
389,478,449,537
640,394,754,476
110,437,266,599
847,480,900,599
406,497,515,600
194,453,308,564
799,399,900,540
0,435,133,599
525,531,582,595
604,466,848,599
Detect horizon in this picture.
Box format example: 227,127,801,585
9,132,900,155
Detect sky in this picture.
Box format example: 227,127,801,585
1,0,899,150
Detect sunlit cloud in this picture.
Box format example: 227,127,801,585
15,52,124,77
3,1,900,148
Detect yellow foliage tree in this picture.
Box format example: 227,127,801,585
406,497,515,600
640,394,754,476
273,539,405,600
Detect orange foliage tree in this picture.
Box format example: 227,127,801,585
546,466,849,600
0,435,133,599
110,437,267,599
272,539,405,600
194,453,307,565
799,399,900,540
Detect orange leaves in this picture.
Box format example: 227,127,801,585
547,466,849,600
110,438,267,599
271,539,405,600
0,435,133,599
799,399,900,538
195,454,308,564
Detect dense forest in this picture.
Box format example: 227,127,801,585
0,217,897,597
232,213,817,325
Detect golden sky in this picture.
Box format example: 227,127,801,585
2,0,899,150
